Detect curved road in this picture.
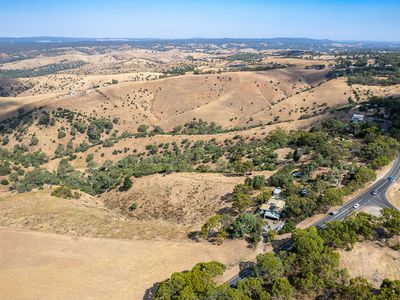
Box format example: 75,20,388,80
228,157,400,286
314,157,400,228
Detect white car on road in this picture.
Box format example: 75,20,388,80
353,203,360,209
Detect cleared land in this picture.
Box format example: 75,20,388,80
0,189,190,240
0,227,251,300
0,171,255,239
339,241,400,287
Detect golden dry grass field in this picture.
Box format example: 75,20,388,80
0,227,251,300
1,44,400,299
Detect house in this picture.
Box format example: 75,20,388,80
273,187,282,199
300,188,309,197
292,171,304,178
259,198,286,220
351,114,364,122
330,179,339,187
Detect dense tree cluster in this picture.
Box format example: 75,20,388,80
155,223,400,299
171,119,224,135
154,262,226,299
0,60,87,78
320,208,400,250
51,186,80,199
329,53,400,86
201,212,262,245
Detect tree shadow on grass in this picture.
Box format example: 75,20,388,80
143,281,160,300
270,237,292,253
217,207,236,215
187,230,201,242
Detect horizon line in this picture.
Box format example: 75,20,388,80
0,36,399,44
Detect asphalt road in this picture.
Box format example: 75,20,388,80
228,268,254,286
228,157,400,286
314,157,400,228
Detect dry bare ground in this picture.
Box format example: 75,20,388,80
0,171,275,239
0,189,190,240
387,181,400,209
0,227,251,300
339,241,400,287
2,48,400,299
3,70,399,130
102,172,249,226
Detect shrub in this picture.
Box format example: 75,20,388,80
128,203,137,211
14,168,60,192
245,175,265,189
58,131,66,139
137,124,149,133
0,162,11,176
1,135,9,145
30,136,39,146
51,186,80,199
119,176,132,191
38,113,50,125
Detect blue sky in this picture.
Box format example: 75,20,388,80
0,0,399,41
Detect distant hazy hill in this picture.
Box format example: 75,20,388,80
0,37,399,51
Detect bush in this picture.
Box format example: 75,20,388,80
137,124,149,133
0,162,11,176
128,202,137,211
14,168,60,192
1,135,9,145
120,176,133,191
38,114,50,125
344,166,376,194
245,175,266,189
51,186,80,199
279,221,297,234
58,131,66,139
73,121,87,134
232,192,252,212
269,166,294,188
30,136,39,146
87,118,113,142
255,253,284,283
0,179,9,185
228,213,262,239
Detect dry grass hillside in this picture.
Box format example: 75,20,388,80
339,241,400,287
0,170,276,238
2,42,400,300
103,172,273,226
0,188,192,240
2,68,399,134
0,227,251,300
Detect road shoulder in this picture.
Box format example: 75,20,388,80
297,160,395,229
387,181,400,209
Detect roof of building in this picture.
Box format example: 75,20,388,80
260,198,286,219
352,114,365,120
